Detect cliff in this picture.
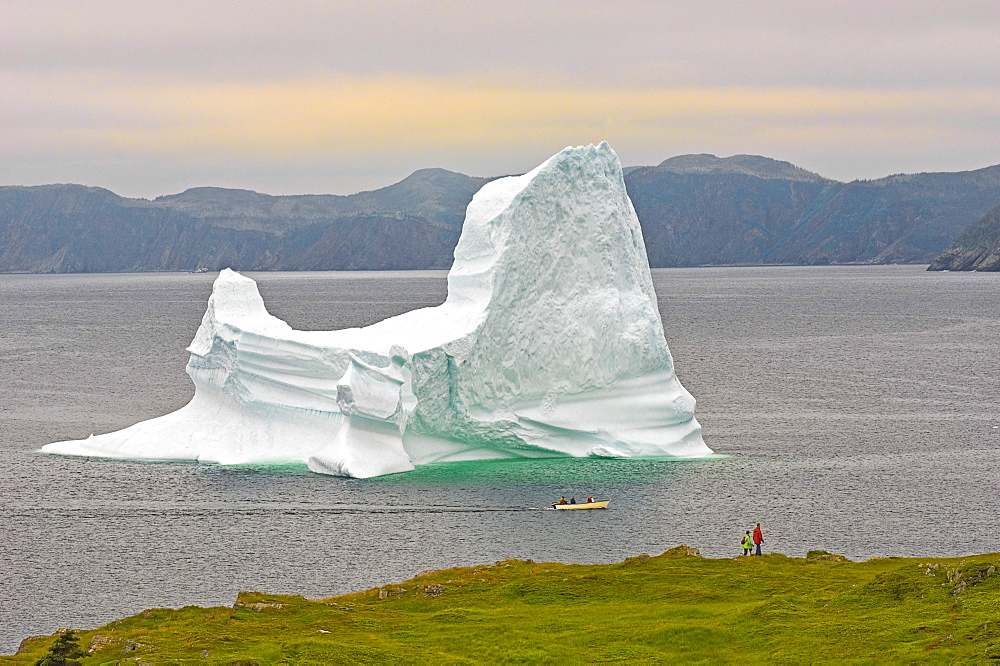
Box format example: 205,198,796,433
625,156,1000,266
928,202,1000,271
0,170,491,272
3,156,1000,272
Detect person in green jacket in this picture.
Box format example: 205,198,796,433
741,530,753,556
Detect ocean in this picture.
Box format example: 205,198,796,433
2,265,999,652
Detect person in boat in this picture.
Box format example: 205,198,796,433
586,496,594,503
741,530,753,556
557,496,567,505
570,496,576,504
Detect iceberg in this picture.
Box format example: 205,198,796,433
43,142,712,477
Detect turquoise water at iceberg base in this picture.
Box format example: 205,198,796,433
3,265,1000,652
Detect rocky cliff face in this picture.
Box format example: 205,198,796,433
623,156,1000,267
928,203,1000,271
624,156,836,266
0,170,490,272
3,156,1000,273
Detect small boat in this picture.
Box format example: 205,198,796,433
551,500,610,510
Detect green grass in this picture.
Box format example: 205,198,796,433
10,547,1000,663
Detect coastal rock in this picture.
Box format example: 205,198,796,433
378,586,407,600
421,584,446,598
806,550,850,562
88,634,120,653
928,203,1000,271
663,545,702,558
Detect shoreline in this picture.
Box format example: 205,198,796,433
10,546,1000,662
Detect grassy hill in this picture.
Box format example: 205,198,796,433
9,546,1000,663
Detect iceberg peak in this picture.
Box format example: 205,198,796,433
43,143,711,477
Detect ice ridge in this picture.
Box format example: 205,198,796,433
43,142,712,477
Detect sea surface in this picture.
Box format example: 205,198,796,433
2,265,1000,652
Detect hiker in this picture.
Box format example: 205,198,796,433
752,523,764,556
741,530,753,556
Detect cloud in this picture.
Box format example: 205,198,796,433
6,0,1000,88
4,1,1000,193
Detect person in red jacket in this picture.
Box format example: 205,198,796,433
752,523,764,556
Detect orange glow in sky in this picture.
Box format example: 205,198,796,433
4,1,999,196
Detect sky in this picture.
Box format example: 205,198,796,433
4,0,1000,197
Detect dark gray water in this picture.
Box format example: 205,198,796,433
2,265,1000,652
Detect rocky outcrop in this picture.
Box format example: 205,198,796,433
927,203,1000,271
663,544,702,558
806,550,851,562
948,562,996,596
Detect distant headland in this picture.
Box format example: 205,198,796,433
3,154,1000,273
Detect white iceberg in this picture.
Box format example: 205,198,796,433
43,142,712,477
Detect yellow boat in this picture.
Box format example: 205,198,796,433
551,500,610,510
